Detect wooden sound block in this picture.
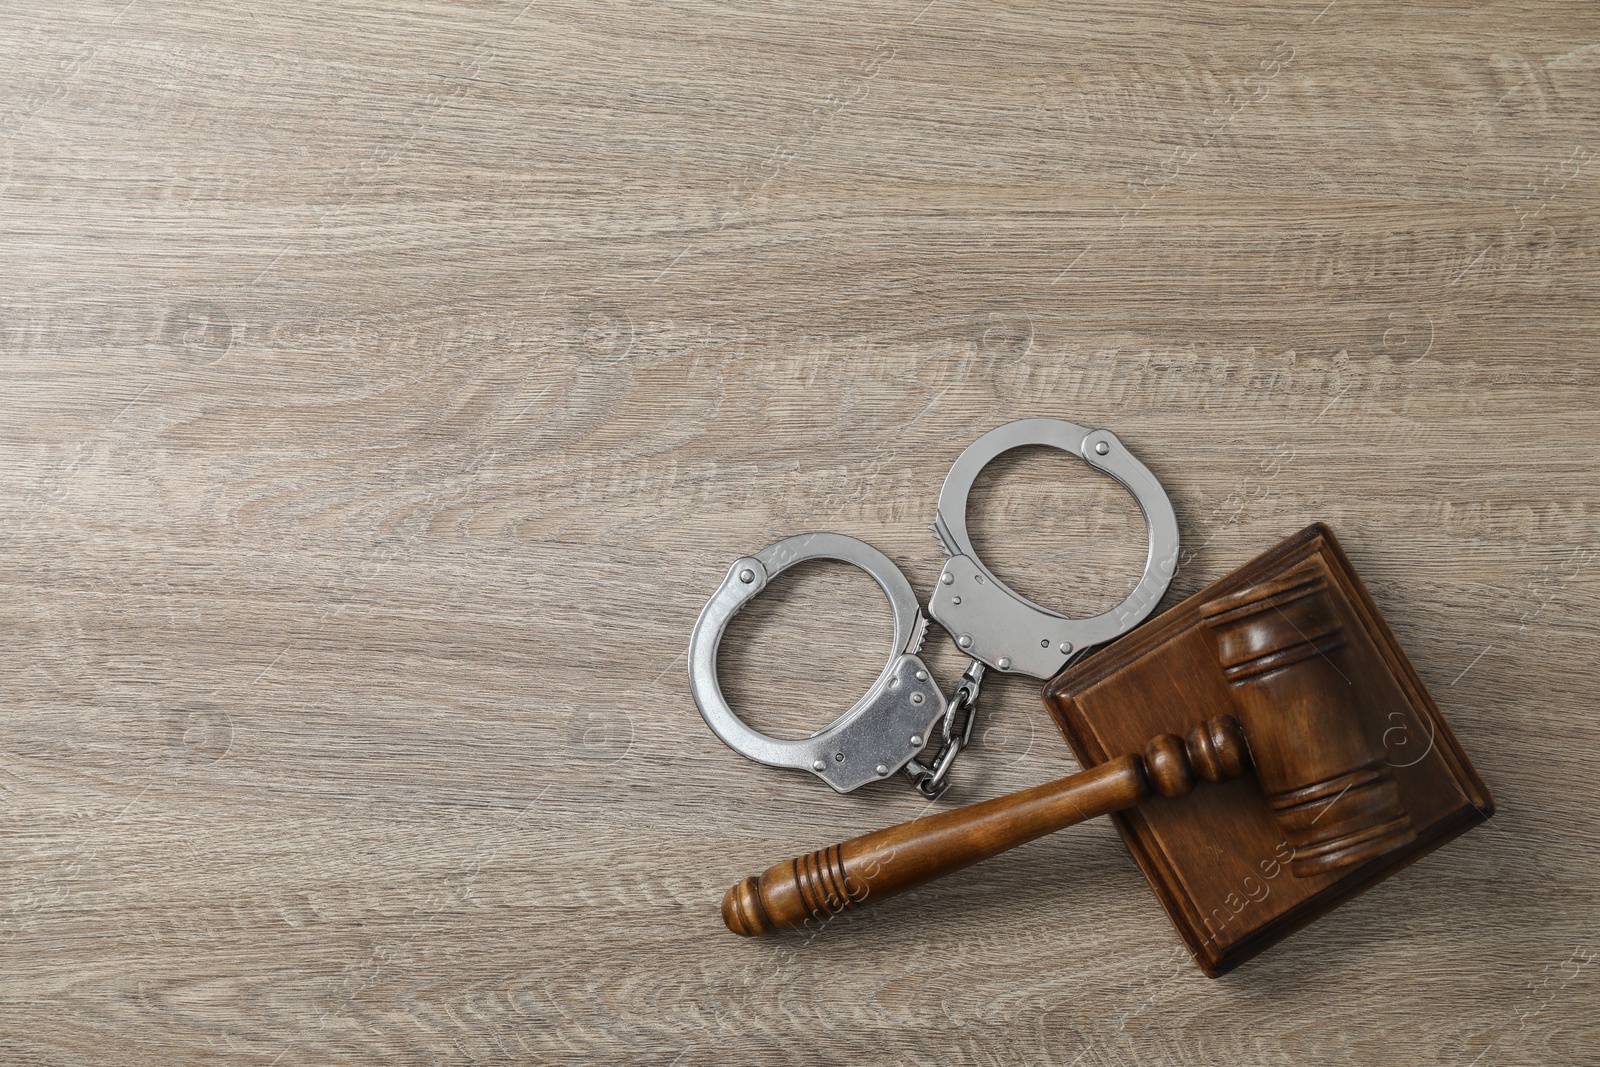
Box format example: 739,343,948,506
1043,523,1493,977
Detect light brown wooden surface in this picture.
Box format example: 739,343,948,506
1,1,1596,1063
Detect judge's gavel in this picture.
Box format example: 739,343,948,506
722,563,1418,936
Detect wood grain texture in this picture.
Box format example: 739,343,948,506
720,737,1237,938
1048,525,1494,978
1,0,1597,1063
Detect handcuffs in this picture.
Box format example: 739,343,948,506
688,419,1179,799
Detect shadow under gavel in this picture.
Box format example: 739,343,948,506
723,565,1419,936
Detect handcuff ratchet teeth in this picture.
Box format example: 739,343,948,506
687,419,1179,798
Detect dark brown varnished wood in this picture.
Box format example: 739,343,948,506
1047,523,1494,975
721,524,1493,978
723,718,1248,936
1200,557,1416,876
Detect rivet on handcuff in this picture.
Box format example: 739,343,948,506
688,418,1179,800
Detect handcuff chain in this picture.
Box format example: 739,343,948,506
903,660,986,800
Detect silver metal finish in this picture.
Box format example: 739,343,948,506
687,532,947,793
928,418,1179,679
903,660,985,799
688,418,1179,798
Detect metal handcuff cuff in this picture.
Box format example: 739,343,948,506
688,419,1179,799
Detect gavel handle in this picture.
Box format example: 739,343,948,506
723,715,1249,936
724,757,1143,935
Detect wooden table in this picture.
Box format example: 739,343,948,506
3,2,1596,1063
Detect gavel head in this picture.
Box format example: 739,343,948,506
1201,558,1417,877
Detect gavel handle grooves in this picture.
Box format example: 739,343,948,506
722,715,1249,936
